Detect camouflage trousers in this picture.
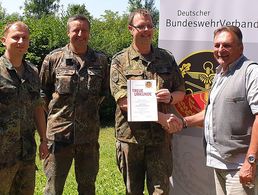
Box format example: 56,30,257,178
116,140,173,195
43,142,99,195
0,160,36,195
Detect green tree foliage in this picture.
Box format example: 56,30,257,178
0,2,21,22
0,2,6,20
128,0,143,11
0,1,159,124
66,4,92,20
127,0,159,27
90,11,131,58
24,0,60,18
143,0,159,27
25,15,67,66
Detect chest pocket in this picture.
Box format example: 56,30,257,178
87,67,103,95
24,73,40,101
18,80,39,113
0,83,17,104
55,68,77,94
125,69,144,80
155,65,173,89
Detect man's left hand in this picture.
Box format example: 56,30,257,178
156,89,171,104
239,161,256,187
39,141,49,160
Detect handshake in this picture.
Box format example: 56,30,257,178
158,112,186,134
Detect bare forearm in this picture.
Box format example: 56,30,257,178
184,110,205,127
246,115,258,158
170,91,185,105
239,115,258,185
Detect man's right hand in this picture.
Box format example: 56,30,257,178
167,114,183,133
158,112,183,133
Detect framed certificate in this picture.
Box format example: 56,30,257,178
127,80,158,122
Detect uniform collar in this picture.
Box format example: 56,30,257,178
128,44,161,62
65,44,97,62
1,55,29,72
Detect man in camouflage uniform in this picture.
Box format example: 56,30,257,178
0,21,48,194
40,15,109,195
110,9,185,195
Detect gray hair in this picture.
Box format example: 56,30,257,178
67,15,90,32
214,26,243,46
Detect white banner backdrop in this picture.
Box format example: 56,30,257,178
158,1,258,194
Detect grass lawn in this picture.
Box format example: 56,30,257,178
34,127,125,195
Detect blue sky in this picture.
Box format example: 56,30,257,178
1,0,160,18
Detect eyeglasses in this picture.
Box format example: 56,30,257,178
130,24,155,31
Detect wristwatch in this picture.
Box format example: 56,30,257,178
248,154,256,164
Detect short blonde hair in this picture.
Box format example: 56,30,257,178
128,9,152,25
3,21,30,37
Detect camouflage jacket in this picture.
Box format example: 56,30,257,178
40,44,109,144
110,45,185,144
0,56,42,168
